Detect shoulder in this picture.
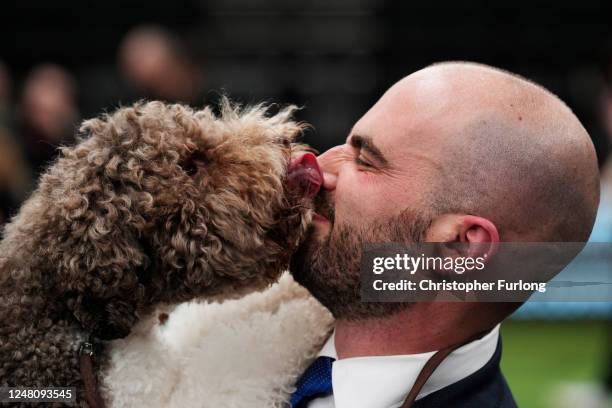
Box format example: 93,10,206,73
415,338,518,408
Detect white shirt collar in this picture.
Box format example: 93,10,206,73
312,324,500,408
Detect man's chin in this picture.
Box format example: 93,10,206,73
291,209,429,320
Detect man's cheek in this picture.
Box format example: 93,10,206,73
335,171,385,223
338,190,376,224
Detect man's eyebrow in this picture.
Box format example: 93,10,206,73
349,134,389,166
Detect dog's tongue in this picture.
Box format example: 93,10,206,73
288,153,323,199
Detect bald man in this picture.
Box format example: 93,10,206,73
289,62,600,408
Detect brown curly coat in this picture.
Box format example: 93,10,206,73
0,100,315,405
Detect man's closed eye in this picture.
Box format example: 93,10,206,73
355,155,374,169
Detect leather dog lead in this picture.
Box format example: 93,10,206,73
399,329,491,408
79,341,106,408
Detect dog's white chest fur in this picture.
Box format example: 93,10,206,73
101,274,334,407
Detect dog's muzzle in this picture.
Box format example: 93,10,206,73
288,153,323,199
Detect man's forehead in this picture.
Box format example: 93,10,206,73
348,101,441,151
345,80,461,172
349,70,483,151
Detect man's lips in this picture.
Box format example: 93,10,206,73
288,153,323,199
312,212,329,223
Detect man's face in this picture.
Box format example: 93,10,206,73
291,72,453,319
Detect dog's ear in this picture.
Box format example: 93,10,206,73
49,116,155,340
55,187,151,339
150,186,286,302
151,203,216,302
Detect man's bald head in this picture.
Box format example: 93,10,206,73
294,62,600,332
388,62,600,242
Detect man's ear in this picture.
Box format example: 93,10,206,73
425,214,499,261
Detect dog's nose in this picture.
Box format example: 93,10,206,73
288,153,323,199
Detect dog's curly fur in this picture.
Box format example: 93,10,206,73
0,99,316,405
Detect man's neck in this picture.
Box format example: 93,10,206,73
333,304,494,359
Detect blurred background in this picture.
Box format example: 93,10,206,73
1,0,612,406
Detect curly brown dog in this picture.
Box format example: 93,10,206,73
0,99,323,406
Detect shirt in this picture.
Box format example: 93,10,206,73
307,324,500,408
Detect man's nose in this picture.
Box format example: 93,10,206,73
317,146,342,191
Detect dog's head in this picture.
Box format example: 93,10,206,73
44,100,321,338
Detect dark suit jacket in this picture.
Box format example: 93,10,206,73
414,338,518,408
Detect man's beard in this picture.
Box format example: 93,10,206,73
290,194,432,320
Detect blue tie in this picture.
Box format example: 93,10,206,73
290,356,335,407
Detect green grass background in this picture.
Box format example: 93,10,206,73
501,320,610,408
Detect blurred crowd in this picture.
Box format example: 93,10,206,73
1,24,612,240
0,25,207,225
6,33,612,228
1,27,612,231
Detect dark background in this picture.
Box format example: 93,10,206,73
2,0,612,158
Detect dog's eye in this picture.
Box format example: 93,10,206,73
182,159,198,176
181,152,208,177
281,139,291,148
